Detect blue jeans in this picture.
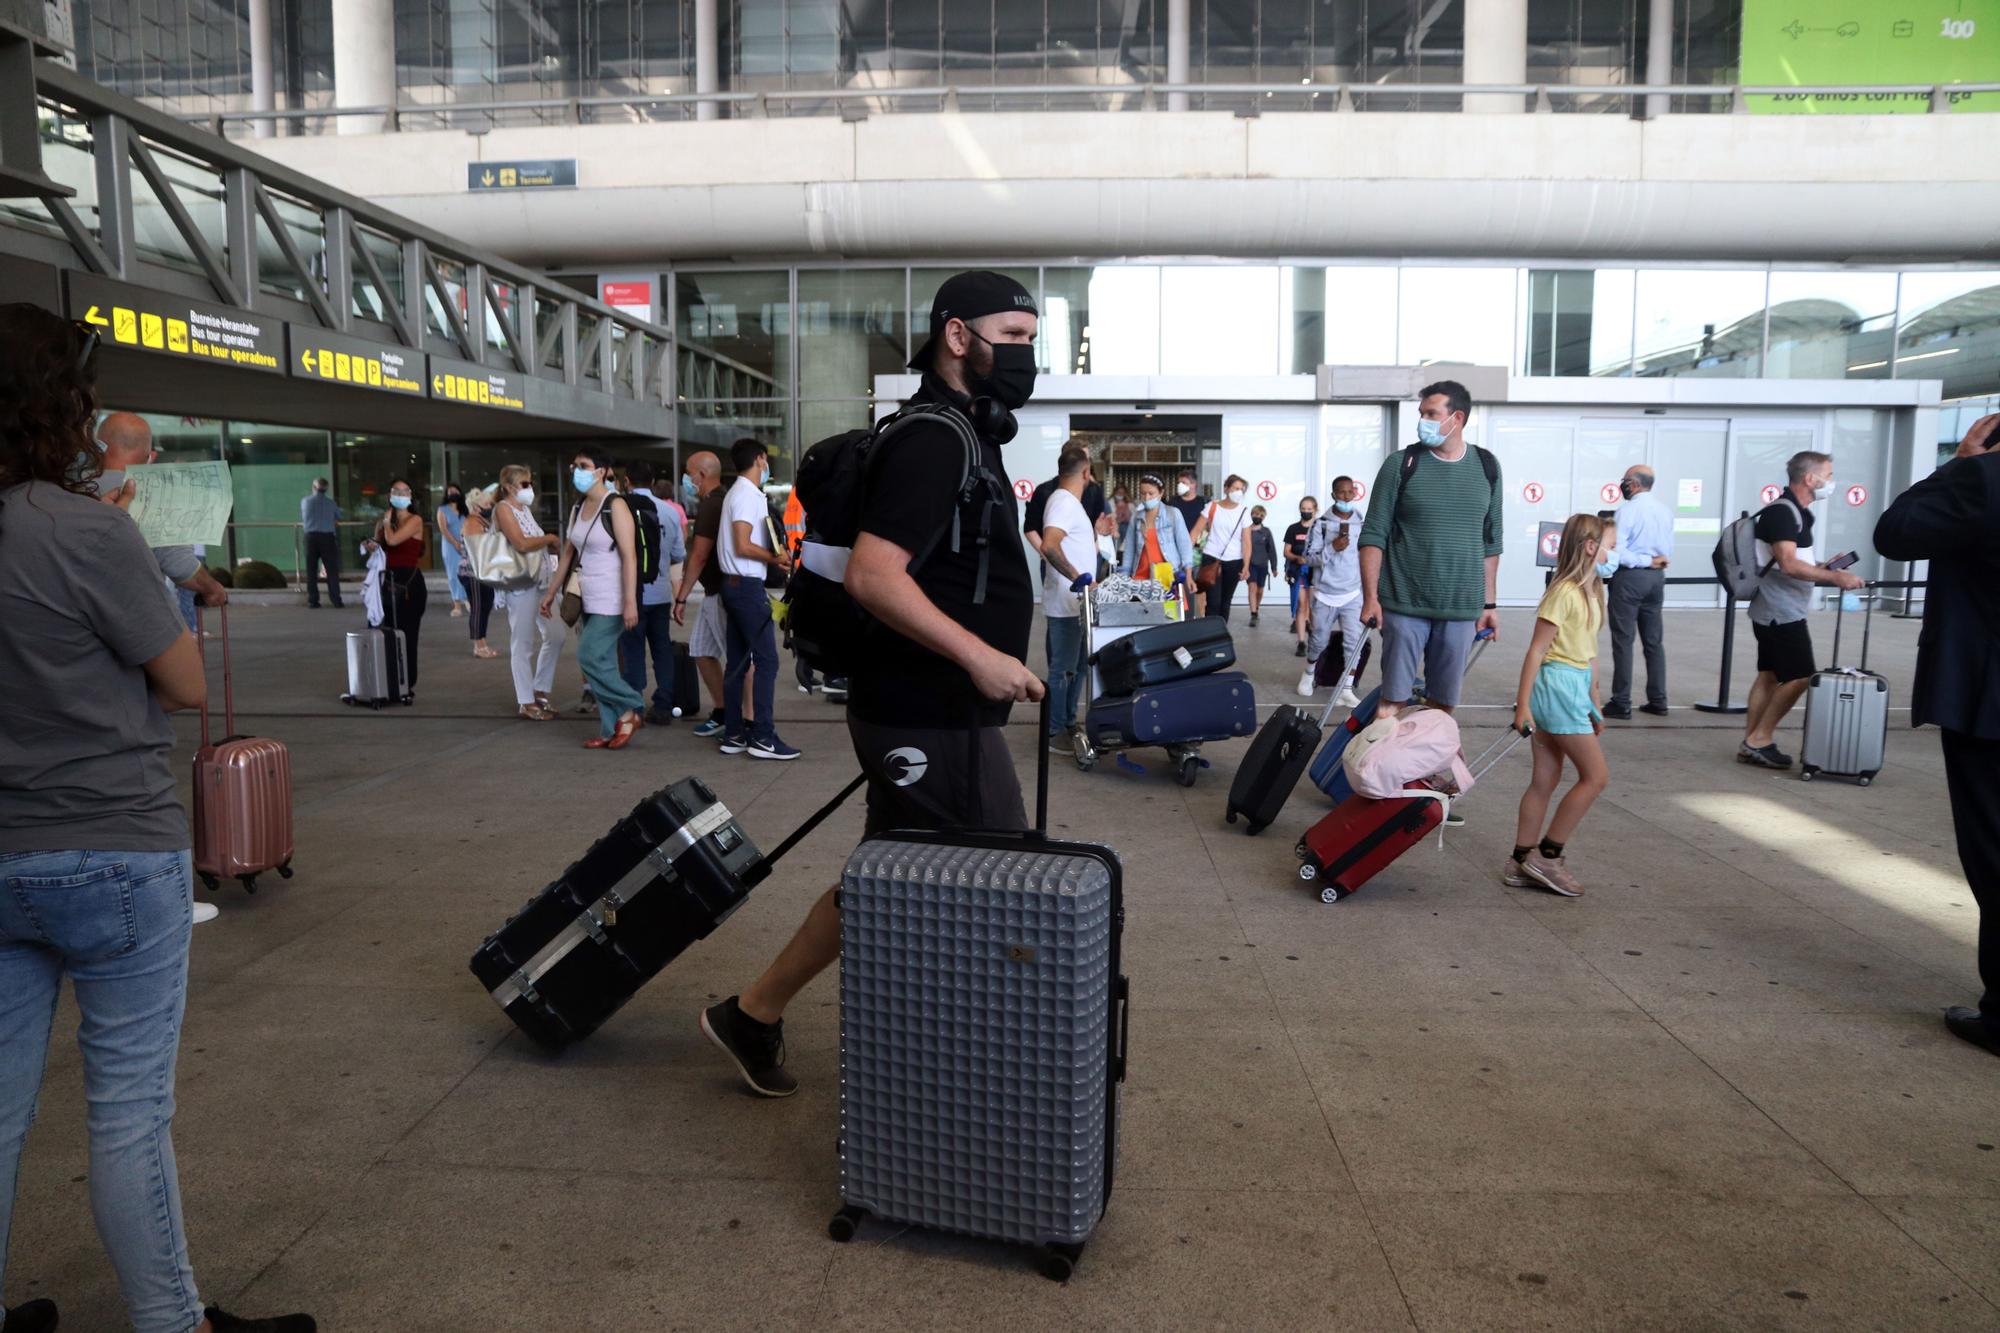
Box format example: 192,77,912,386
578,613,645,736
1045,613,1086,733
174,585,198,634
1288,568,1312,621
618,602,677,714
0,848,203,1333
721,578,778,745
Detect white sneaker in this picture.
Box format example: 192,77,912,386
1336,687,1362,708
192,902,220,924
1296,669,1316,698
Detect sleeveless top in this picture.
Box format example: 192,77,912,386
383,517,425,570
568,497,624,615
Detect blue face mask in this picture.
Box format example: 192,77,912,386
1417,417,1450,449
1142,497,1161,511
680,474,699,503
572,466,600,495
389,494,411,510
1595,558,1618,579
1332,499,1354,515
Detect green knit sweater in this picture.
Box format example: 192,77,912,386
1358,447,1505,621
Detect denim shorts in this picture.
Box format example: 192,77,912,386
1379,612,1478,708
1530,661,1601,735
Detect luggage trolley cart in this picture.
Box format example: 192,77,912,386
1074,581,1251,788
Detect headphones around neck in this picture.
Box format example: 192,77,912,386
928,371,1017,444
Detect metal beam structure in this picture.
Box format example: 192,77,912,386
1,56,681,444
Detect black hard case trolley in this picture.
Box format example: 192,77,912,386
470,773,862,1052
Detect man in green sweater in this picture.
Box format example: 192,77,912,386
1357,379,1505,719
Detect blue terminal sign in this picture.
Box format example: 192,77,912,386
466,159,577,192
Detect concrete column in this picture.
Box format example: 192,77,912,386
1645,0,1674,118
1166,0,1190,112
332,0,396,135
695,0,719,122
248,0,276,138
1462,0,1528,114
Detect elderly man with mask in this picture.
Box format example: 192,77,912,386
93,412,229,620
1602,463,1673,719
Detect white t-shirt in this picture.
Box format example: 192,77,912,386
1041,486,1097,619
717,476,770,580
1310,506,1365,609
1205,502,1252,563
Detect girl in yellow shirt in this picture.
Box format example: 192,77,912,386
1505,513,1610,897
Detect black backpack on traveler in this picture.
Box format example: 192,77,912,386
571,493,662,586
784,402,1000,678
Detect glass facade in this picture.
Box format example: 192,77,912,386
70,0,1762,127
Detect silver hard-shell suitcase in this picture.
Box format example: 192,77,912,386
830,691,1128,1281
342,626,409,708
1800,587,1889,786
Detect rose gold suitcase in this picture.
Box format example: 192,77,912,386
192,604,295,893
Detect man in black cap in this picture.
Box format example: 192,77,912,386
700,270,1046,1097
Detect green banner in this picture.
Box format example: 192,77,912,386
1740,0,2000,112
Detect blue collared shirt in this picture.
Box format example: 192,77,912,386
1613,489,1673,568
301,492,339,534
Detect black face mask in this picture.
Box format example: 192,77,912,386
1619,478,1637,501
967,331,1038,411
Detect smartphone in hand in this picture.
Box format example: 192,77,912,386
1825,550,1858,572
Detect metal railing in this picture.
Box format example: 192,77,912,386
8,58,682,419
190,80,2000,135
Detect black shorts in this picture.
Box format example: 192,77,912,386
846,715,1028,839
1752,617,1815,684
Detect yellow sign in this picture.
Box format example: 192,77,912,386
140,313,164,349
113,307,137,343
166,319,189,353
289,328,426,396
67,275,284,374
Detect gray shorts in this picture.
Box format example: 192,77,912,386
689,591,727,660
1380,611,1478,708
846,715,1028,840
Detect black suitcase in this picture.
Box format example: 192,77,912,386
470,773,861,1052
1226,629,1372,835
670,642,702,718
1091,617,1234,695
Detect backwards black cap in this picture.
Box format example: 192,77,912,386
908,270,1039,371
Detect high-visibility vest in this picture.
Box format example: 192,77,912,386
782,490,806,558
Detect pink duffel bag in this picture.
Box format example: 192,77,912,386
1343,709,1476,801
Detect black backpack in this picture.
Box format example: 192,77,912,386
573,493,662,586
784,402,997,677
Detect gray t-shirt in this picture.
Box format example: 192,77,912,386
1749,497,1816,626
0,482,190,852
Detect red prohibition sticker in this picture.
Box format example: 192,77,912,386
1522,481,1545,504
1014,478,1033,501
1600,482,1621,505
1256,480,1278,502
1540,530,1562,558
1352,481,1367,500
1846,484,1868,507
1760,484,1783,505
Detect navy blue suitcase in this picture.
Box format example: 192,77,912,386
1089,671,1257,748
1309,686,1382,804
1091,618,1235,695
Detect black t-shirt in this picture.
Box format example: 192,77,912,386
1752,496,1814,549
850,380,1035,729
1169,494,1207,538
1282,519,1313,570
1022,476,1105,537
692,489,726,594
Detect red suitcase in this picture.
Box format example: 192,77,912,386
1293,724,1533,905
1295,794,1444,904
192,604,295,893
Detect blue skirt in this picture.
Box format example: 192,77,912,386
1530,661,1600,736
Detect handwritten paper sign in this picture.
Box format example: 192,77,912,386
126,461,235,547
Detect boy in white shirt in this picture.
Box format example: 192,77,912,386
1039,446,1099,750
1297,474,1365,706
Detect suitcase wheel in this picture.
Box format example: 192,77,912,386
1294,840,1308,860
1319,885,1341,905
1297,863,1319,883
1857,774,1873,788
199,872,220,892
827,1205,867,1244
238,875,258,894
1225,810,1237,825
1036,1242,1081,1283
277,862,294,880
1243,818,1266,836
1799,767,1816,782
1176,755,1200,788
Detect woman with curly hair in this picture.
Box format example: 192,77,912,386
0,303,315,1333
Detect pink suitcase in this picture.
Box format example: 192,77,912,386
192,604,295,893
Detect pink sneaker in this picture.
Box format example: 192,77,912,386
1499,858,1532,888
1521,852,1584,897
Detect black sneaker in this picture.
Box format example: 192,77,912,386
1736,742,1793,770
205,1306,317,1332
1945,1006,2000,1058
1639,703,1671,717
1295,642,1306,658
1601,703,1633,721
2,1299,59,1333
700,997,799,1097
643,707,676,726
1250,612,1260,627
822,677,849,703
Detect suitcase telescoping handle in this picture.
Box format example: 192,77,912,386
740,770,868,889
1467,722,1535,784
1826,582,1881,674
193,601,237,746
